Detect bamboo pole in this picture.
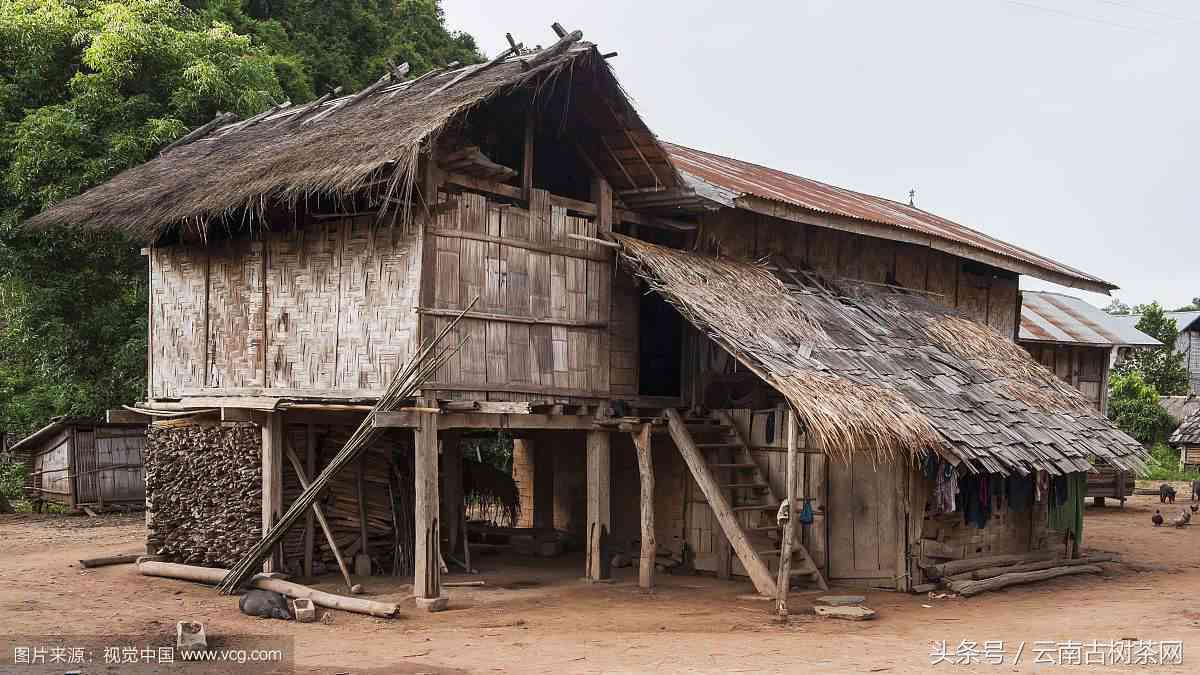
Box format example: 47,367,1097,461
139,561,398,618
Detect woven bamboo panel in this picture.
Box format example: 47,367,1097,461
207,240,266,388
266,224,342,389
150,247,207,397
335,218,420,390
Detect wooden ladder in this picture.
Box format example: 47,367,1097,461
664,409,827,595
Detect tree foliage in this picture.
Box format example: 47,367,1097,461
0,1,480,436
1112,302,1191,397
1106,371,1175,444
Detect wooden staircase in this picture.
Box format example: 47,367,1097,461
663,409,827,596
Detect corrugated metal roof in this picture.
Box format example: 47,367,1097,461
1019,291,1160,347
663,142,1117,293
1111,311,1200,334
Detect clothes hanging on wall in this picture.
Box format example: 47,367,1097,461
931,460,958,515
1006,474,1034,512
1035,470,1049,503
960,474,992,529
1047,473,1086,538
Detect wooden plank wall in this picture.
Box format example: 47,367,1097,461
1022,343,1108,411
695,209,1021,338
420,188,621,402
148,218,420,399
92,426,147,505
31,430,73,504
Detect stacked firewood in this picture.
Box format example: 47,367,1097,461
145,422,262,567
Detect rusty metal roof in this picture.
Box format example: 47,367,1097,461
663,142,1117,293
1019,291,1160,347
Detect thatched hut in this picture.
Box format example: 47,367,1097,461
27,24,1145,603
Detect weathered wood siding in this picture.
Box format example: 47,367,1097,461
148,217,420,399
694,208,1021,338
1022,343,1109,412
419,188,622,402
1179,330,1200,394
28,425,145,508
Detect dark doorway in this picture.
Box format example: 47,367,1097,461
638,292,683,397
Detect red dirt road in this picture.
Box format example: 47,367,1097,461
2,490,1198,673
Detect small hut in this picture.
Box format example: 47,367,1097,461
1018,291,1161,506
1170,408,1200,472
9,417,147,512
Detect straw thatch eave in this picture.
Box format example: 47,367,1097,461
615,235,1148,476
25,40,677,244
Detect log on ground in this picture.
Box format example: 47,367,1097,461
946,565,1102,597
924,551,1057,578
138,561,400,618
952,554,1116,582
80,553,143,569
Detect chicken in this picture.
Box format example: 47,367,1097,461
1152,510,1164,527
1191,504,1198,514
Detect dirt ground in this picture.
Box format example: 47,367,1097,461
2,485,1200,674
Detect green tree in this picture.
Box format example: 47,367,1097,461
0,0,288,434
1113,302,1191,397
190,0,481,101
1107,371,1175,444
0,1,480,437
1103,298,1131,315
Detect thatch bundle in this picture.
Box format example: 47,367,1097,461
616,235,1148,476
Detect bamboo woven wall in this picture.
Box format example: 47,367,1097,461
148,217,420,399
420,188,623,402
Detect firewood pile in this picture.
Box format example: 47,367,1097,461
145,422,262,567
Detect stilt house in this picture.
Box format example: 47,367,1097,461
28,25,1147,601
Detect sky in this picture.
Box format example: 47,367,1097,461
440,0,1198,310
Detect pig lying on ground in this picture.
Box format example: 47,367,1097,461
239,590,292,620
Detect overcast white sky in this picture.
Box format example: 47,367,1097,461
441,0,1198,310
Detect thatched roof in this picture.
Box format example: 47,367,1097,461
616,236,1147,475
26,37,675,242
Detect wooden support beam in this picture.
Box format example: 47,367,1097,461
442,433,463,556
303,425,316,578
585,430,612,581
775,411,798,617
413,399,443,608
356,453,370,577
631,423,655,591
522,106,535,202
261,413,283,573
665,409,777,596
283,441,354,591
374,411,602,430
590,175,613,236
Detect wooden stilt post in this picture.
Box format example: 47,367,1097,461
414,399,444,610
442,432,463,558
586,430,612,582
775,411,798,618
261,413,283,574
355,453,371,576
632,423,655,591
303,424,316,578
